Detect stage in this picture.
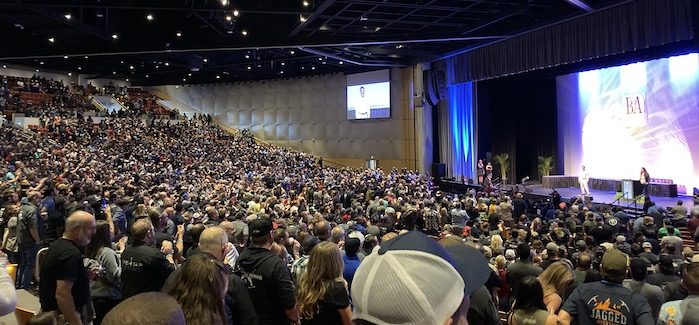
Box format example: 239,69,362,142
523,184,695,211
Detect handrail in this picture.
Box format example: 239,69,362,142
90,96,108,112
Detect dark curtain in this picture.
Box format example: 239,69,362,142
477,76,557,183
437,0,694,83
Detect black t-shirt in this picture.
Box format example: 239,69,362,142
44,208,65,244
121,242,175,299
39,238,90,312
235,246,296,325
301,281,350,325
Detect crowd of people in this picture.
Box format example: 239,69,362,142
0,79,699,325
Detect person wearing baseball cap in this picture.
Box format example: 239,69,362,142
234,218,299,324
559,249,653,325
350,231,490,325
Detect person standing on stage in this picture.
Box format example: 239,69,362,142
485,161,493,178
477,159,485,184
579,165,590,195
640,167,650,196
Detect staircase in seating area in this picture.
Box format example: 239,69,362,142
679,226,697,253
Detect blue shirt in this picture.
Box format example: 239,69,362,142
342,253,361,288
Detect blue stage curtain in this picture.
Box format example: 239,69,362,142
439,82,476,181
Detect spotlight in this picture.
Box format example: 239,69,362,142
339,61,344,64
40,61,44,65
187,73,192,77
48,37,55,43
176,32,182,37
233,10,239,17
129,65,134,70
247,66,251,70
245,55,250,59
64,13,71,20
280,71,284,74
77,67,82,70
84,56,88,59
300,15,307,22
220,0,228,6
1,65,5,68
113,71,116,75
63,55,69,59
216,75,220,79
225,15,232,21
145,74,149,78
165,62,170,66
182,78,187,81
303,1,309,7
241,30,248,36
68,72,72,76
125,78,129,82
36,69,39,72
203,58,208,63
281,62,286,66
112,34,118,39
311,66,316,70
146,14,154,21
290,50,295,55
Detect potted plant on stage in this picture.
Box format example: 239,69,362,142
493,153,509,184
537,156,555,181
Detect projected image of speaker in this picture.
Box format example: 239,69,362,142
346,70,391,120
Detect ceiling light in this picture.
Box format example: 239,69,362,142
1,65,6,68
120,60,124,64
227,30,234,34
216,75,220,79
241,30,248,36
155,65,160,69
40,61,44,65
125,78,129,82
63,55,68,59
77,67,82,70
245,55,250,59
175,85,179,88
84,56,88,59
68,72,72,76
129,65,134,70
165,62,169,66
299,15,307,22
112,34,118,39
247,66,251,70
360,16,368,21
339,61,344,64
145,74,149,78
303,1,310,7
112,71,116,75
280,71,284,74
281,62,285,66
318,57,323,61
233,10,239,16
290,50,295,55
257,64,261,68
301,66,305,70
311,66,316,70
176,32,182,37
187,73,192,76
203,58,208,63
48,37,55,43
182,78,187,81
220,0,229,6
64,13,72,20
225,15,232,21
36,69,39,72
322,61,326,64
146,14,154,21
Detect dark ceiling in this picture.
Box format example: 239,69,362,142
0,0,626,86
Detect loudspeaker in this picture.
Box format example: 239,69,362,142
423,70,439,106
434,70,446,100
431,163,446,180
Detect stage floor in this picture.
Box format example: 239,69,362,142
524,184,695,210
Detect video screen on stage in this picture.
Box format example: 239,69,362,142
346,70,391,120
557,53,699,194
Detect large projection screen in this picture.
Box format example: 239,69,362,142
557,53,699,194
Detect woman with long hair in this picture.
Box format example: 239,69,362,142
84,220,121,324
509,276,558,325
165,253,228,325
537,261,573,314
297,241,351,325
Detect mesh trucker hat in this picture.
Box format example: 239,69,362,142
351,231,465,325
